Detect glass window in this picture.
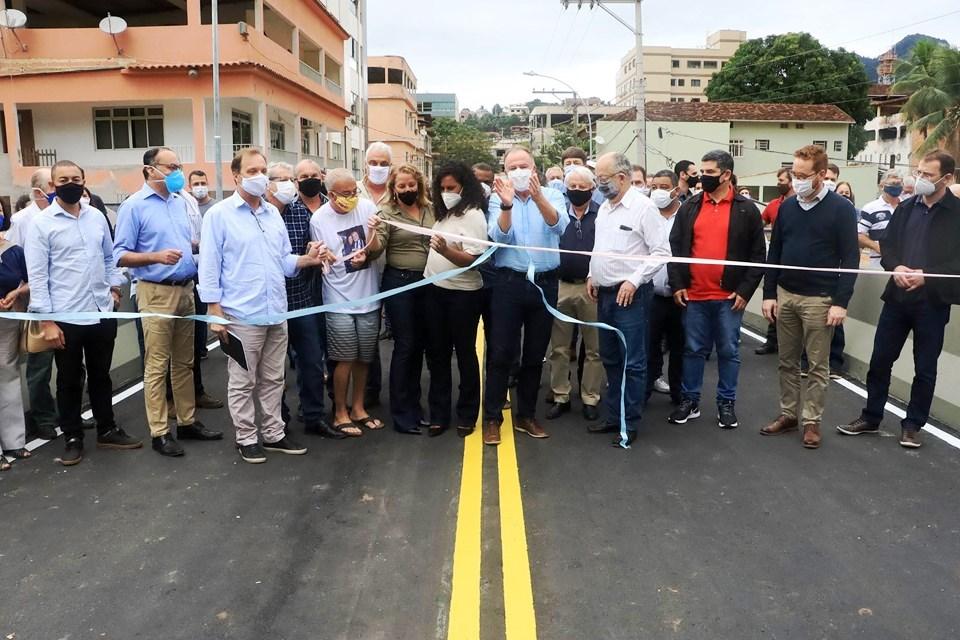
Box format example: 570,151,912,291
687,60,701,68
813,140,827,149
387,68,403,85
833,140,843,152
270,121,285,150
780,123,789,129
703,60,718,69
729,139,744,157
677,79,685,87
232,110,252,147
755,139,770,151
93,105,163,150
795,123,805,129
670,79,676,87
368,67,385,83
691,79,701,87
671,60,680,68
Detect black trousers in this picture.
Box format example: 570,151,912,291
646,294,684,404
482,271,558,423
425,285,483,428
54,320,118,441
382,267,428,430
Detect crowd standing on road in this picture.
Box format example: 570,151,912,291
1,141,958,471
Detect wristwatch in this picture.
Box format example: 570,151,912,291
499,202,513,210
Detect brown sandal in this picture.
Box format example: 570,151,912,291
334,422,363,437
3,448,32,459
351,415,384,430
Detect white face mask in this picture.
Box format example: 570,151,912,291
441,191,462,209
913,175,944,197
368,165,390,185
508,168,532,191
563,164,577,177
823,179,837,192
191,185,209,200
650,188,675,210
241,173,269,198
792,177,817,199
638,186,651,196
80,196,91,207
272,180,297,205
481,183,492,198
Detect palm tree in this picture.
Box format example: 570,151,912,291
892,40,960,156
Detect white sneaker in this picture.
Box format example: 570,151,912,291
653,376,671,394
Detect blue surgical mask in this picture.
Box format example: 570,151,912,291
548,178,564,191
164,169,186,193
883,184,903,198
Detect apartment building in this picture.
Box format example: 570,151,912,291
0,0,363,205
367,55,431,177
614,30,746,106
416,93,459,121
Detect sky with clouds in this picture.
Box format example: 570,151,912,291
366,0,960,111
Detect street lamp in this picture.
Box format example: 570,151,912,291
523,70,595,158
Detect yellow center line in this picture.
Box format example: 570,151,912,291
446,328,485,640
498,390,538,638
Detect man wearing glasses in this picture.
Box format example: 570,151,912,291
546,165,603,423
837,152,958,449
761,145,859,449
586,152,671,446
115,147,222,458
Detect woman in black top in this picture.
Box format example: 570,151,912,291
0,211,31,469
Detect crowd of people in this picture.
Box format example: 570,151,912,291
1,140,958,470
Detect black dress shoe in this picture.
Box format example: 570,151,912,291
611,431,638,447
31,424,58,441
305,420,347,439
394,426,422,435
755,342,777,355
545,402,570,420
152,434,185,456
582,404,600,421
177,421,223,441
82,417,96,430
587,422,618,434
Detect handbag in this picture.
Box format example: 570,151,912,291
0,239,53,354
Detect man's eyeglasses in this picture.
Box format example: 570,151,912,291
152,163,183,173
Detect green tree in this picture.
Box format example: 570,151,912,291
706,33,872,158
892,40,960,156
430,118,497,168
535,124,589,169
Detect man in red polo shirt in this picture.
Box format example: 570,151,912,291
756,167,794,355
667,150,767,428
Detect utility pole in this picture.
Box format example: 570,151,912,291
561,0,645,166
211,0,223,200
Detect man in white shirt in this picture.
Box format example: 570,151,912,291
586,152,671,446
859,169,903,267
309,168,384,438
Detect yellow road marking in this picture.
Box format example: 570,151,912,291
498,403,538,638
446,328,485,640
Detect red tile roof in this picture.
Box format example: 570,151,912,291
608,102,855,124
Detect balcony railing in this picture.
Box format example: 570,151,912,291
20,147,58,166
299,61,325,87
325,78,343,96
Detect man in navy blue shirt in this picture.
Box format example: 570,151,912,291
837,151,959,449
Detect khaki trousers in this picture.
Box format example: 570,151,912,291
548,280,604,405
0,318,26,451
776,286,834,424
138,281,196,436
226,321,288,447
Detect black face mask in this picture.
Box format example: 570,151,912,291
298,178,324,198
567,188,593,207
397,190,418,206
686,174,699,188
55,182,86,205
699,174,723,194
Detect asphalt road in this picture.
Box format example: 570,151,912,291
2,332,958,640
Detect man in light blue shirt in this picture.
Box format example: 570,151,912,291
26,160,140,466
482,146,567,446
199,148,327,464
114,147,222,457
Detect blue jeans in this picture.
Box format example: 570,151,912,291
862,299,950,431
286,313,327,423
680,299,743,405
597,283,653,432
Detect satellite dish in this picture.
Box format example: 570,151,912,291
594,135,606,145
99,14,127,34
0,8,27,28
